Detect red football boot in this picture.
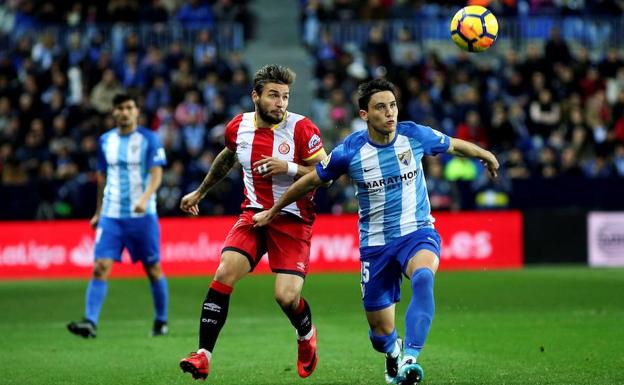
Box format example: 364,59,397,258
180,351,209,380
297,326,318,378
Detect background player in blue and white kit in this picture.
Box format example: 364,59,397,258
68,94,169,338
253,79,499,384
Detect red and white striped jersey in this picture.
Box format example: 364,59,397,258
225,111,325,222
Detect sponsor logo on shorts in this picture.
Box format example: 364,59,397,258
426,236,439,248
296,262,306,271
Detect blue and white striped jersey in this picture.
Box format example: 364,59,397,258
97,127,167,218
316,121,450,247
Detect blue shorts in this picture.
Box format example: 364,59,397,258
94,215,161,265
360,227,441,312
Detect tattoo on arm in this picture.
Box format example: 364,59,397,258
197,149,237,197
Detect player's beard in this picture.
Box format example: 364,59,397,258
117,117,137,132
256,103,284,125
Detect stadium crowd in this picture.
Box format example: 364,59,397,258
302,1,624,212
0,0,623,219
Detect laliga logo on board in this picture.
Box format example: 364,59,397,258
441,231,492,259
70,236,95,267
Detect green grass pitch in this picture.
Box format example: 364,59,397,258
1,266,623,385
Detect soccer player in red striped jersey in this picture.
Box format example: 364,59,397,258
178,65,327,381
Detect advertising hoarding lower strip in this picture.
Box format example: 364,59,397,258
0,212,523,279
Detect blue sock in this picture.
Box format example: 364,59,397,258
404,268,435,358
150,277,168,322
369,328,398,354
85,279,108,325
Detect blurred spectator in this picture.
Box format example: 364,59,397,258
90,69,123,114
559,146,584,177
425,157,460,211
176,0,214,29
504,148,530,179
455,110,487,147
529,89,561,140
536,146,559,178
16,119,49,178
544,27,571,66
141,0,170,23
145,76,172,114
175,90,206,127
194,29,217,68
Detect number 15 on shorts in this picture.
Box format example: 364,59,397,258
360,261,370,299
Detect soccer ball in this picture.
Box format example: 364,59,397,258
450,5,498,52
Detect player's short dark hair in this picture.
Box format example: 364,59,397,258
112,93,137,107
356,79,398,111
253,64,296,95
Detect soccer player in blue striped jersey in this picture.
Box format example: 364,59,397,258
68,93,169,338
253,79,499,384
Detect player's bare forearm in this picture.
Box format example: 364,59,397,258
94,173,106,215
270,170,324,215
448,137,499,178
298,149,328,178
448,138,486,158
252,149,327,179
197,148,236,197
139,166,163,202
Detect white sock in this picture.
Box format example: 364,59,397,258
388,340,401,359
297,327,315,341
197,348,212,362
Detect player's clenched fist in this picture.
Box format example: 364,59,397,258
252,210,276,227
180,190,202,216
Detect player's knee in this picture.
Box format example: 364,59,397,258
214,264,239,287
275,287,300,309
370,323,395,336
93,260,112,280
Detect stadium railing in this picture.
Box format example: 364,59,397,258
0,21,245,53
321,16,624,52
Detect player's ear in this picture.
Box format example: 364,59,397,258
359,109,368,122
251,90,259,103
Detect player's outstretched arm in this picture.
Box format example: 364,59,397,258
180,147,237,215
447,137,499,178
253,170,325,227
252,149,328,179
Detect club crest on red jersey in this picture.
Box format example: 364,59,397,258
278,141,291,154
